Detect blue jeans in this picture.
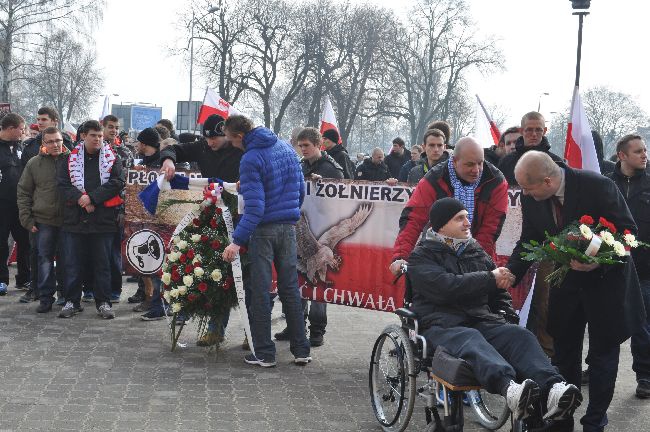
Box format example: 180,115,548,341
146,276,164,315
631,279,650,382
248,224,310,360
62,231,113,308
35,224,62,305
303,300,327,336
110,229,123,295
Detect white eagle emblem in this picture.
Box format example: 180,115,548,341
296,203,373,283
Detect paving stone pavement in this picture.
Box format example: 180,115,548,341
0,271,648,431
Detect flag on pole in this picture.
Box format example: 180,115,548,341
99,95,110,121
196,88,241,124
63,122,77,142
473,95,501,148
564,86,599,173
320,96,341,144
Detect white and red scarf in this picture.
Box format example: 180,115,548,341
68,142,123,207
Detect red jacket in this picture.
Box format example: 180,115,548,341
393,160,508,260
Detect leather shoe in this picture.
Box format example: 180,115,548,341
36,302,52,313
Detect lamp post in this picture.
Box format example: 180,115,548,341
569,1,591,87
189,6,219,116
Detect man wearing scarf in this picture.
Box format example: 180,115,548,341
56,120,125,319
390,137,508,275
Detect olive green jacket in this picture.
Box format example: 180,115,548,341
17,149,70,230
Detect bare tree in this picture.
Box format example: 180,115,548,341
26,30,103,121
0,0,104,103
377,0,501,144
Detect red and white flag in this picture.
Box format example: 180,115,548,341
196,88,241,124
320,96,341,144
473,94,501,148
564,86,599,173
63,122,77,142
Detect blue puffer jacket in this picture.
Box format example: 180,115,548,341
232,127,305,246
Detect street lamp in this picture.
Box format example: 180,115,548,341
569,0,591,87
537,92,550,112
189,5,219,111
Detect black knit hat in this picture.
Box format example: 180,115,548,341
203,114,226,138
429,198,467,232
137,127,160,148
322,128,339,143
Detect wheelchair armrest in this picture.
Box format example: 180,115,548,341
394,308,417,320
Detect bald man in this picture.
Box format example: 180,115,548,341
391,137,508,273
507,150,645,432
354,147,391,181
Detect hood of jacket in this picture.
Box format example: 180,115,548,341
514,135,552,155
243,127,278,151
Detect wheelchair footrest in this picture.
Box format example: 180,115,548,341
430,346,481,391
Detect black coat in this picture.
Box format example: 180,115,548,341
384,149,411,178
498,136,563,186
22,132,74,167
325,144,355,180
407,152,450,186
0,138,23,205
408,237,517,330
160,139,243,181
354,158,390,181
507,164,645,348
301,152,344,179
607,163,650,280
484,147,501,167
56,148,125,234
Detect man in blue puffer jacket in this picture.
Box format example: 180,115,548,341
222,115,311,368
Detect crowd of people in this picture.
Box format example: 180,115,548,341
0,104,648,431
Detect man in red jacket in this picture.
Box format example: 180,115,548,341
390,137,508,274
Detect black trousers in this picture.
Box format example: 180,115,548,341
423,321,562,396
551,296,619,432
0,205,30,285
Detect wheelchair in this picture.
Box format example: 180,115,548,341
369,265,527,432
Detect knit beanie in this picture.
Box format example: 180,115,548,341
137,127,160,149
322,128,339,144
203,114,226,138
429,197,467,232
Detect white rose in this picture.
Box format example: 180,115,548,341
211,269,223,282
178,240,188,251
183,275,194,287
161,273,171,285
191,234,201,243
171,303,182,313
163,291,171,303
613,241,626,257
630,239,639,248
170,288,179,298
194,267,205,277
168,252,178,262
178,286,188,295
173,236,181,245
162,262,168,272
600,231,615,246
624,233,636,245
192,255,202,264
579,224,593,240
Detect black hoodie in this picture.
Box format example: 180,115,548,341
0,138,23,204
497,136,563,186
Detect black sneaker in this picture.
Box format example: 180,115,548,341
128,291,145,304
141,310,165,321
15,281,30,291
309,334,324,347
19,289,37,303
294,356,312,366
97,302,115,319
244,353,276,368
636,380,650,399
36,302,53,313
58,301,77,318
74,304,84,313
274,327,290,341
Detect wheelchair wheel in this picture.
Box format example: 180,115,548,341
467,389,510,430
369,324,416,432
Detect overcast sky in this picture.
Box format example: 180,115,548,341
91,0,650,130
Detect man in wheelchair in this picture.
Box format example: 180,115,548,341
407,198,582,426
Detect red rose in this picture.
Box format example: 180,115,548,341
211,240,222,250
188,293,197,302
204,303,212,310
193,261,202,268
193,218,201,226
549,242,557,251
171,270,180,282
198,282,208,293
579,215,594,225
216,207,223,215
624,229,632,235
179,254,187,263
210,219,217,228
240,246,248,255
187,249,195,259
184,264,193,274
608,223,617,234
201,235,209,243
223,276,234,290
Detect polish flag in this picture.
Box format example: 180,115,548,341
320,96,341,144
63,122,77,142
473,94,501,148
196,88,241,124
99,95,110,121
564,86,599,173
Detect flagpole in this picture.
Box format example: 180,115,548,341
193,87,209,135
573,10,589,87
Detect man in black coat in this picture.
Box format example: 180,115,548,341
606,134,650,399
354,147,391,181
507,151,645,431
21,107,74,167
498,112,563,186
384,137,411,179
159,114,243,182
409,198,581,424
322,128,355,179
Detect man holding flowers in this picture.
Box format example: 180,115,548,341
507,150,645,432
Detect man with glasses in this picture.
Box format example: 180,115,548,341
498,112,563,187
17,128,70,312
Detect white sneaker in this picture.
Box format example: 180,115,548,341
294,356,312,366
506,379,540,420
97,302,115,320
544,381,582,420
